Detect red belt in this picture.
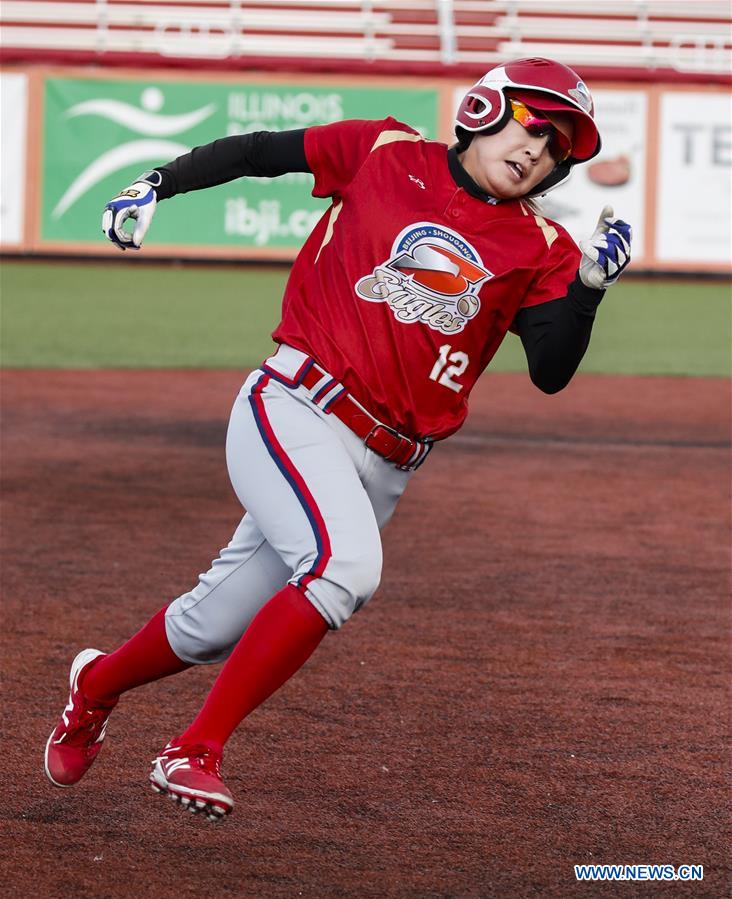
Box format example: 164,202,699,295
288,359,431,470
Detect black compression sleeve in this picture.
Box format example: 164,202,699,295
514,274,606,394
154,129,310,200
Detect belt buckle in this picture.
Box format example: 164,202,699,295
365,423,413,466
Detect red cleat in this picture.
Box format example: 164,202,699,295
149,740,234,822
44,649,118,787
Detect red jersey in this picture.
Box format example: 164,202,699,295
272,117,581,441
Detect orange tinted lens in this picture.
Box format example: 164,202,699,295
509,100,572,162
510,100,537,128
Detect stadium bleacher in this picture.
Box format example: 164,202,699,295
1,0,730,79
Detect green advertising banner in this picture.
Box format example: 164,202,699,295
40,76,439,253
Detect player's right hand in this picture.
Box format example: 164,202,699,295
102,171,162,251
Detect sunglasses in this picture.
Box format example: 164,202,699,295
509,99,573,163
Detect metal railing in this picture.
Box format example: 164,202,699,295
1,0,730,75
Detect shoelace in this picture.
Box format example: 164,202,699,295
164,744,223,776
62,704,113,747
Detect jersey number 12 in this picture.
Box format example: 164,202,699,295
429,344,468,393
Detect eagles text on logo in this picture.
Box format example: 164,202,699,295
355,223,493,335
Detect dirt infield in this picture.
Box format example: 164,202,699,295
1,369,729,898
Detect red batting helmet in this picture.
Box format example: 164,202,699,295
455,57,602,195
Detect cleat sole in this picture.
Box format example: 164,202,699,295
148,755,233,822
149,779,232,821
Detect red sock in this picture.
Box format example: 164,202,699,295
83,606,190,702
179,584,328,751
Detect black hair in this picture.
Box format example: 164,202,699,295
454,129,473,154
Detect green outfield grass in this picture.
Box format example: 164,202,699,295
1,259,730,375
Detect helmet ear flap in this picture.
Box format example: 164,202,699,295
456,85,512,135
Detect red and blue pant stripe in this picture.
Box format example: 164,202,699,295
248,373,332,592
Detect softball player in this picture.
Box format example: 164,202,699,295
45,58,632,822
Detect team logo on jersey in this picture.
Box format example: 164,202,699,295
354,223,493,334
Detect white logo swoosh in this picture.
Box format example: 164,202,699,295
65,99,216,136
392,244,461,275
53,139,190,219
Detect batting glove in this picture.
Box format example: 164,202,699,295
579,205,632,290
102,170,161,251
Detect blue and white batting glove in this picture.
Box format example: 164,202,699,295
579,205,632,290
101,170,161,251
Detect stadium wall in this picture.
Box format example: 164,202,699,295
1,64,730,274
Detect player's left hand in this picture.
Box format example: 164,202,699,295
101,171,161,251
579,205,632,290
